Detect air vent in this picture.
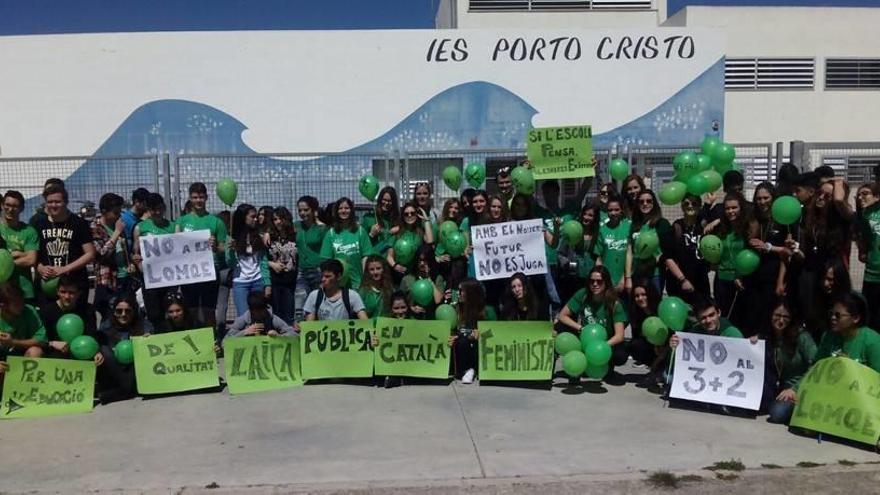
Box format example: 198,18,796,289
725,58,815,90
825,58,880,90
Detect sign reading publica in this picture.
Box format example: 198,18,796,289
373,317,450,379
140,231,217,289
471,219,547,281
299,320,375,380
0,357,96,419
670,332,765,410
479,321,555,381
223,336,304,395
133,328,219,394
791,357,880,446
526,125,593,180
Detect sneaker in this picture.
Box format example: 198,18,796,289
461,368,475,384
384,376,401,389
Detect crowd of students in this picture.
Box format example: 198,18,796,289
0,162,878,427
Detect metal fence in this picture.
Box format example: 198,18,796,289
801,142,880,185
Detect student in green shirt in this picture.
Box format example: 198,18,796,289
386,201,434,279
856,183,880,329
362,186,400,256
359,255,393,319
175,182,227,329
132,193,176,329
708,193,758,326
626,189,673,293
0,282,46,359
594,197,631,293
764,302,817,424
294,196,328,323
319,197,372,289
0,191,39,302
400,244,445,318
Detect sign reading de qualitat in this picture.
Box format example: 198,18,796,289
0,357,96,419
133,328,219,394
223,336,304,394
526,125,593,180
478,321,555,381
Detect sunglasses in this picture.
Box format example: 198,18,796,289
114,308,133,315
638,199,654,205
588,279,604,285
403,211,417,217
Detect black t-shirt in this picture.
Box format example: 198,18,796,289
750,217,788,284
39,301,98,341
33,213,93,286
671,218,709,281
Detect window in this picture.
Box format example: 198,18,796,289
468,0,652,11
725,58,815,90
825,58,880,90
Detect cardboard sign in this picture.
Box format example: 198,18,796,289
223,336,304,394
140,230,217,289
670,332,765,410
133,328,219,394
0,357,96,419
526,125,594,179
791,357,880,446
471,219,548,281
299,320,375,380
478,321,555,381
373,317,450,379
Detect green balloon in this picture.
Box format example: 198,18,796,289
561,220,584,248
555,332,580,355
216,178,238,206
673,152,699,181
715,161,734,175
580,323,606,348
700,170,723,192
464,162,486,188
700,136,721,156
435,304,458,330
658,296,689,331
394,237,417,265
358,175,380,201
484,305,498,321
584,339,612,366
585,362,609,379
642,316,669,346
442,166,462,191
444,231,467,258
634,231,659,260
41,276,60,297
771,195,802,226
113,340,134,365
69,335,99,361
609,158,630,182
439,220,459,242
411,278,435,307
735,249,761,277
699,234,723,264
510,166,535,195
696,153,713,172
686,173,709,196
56,313,84,343
562,350,588,378
711,142,736,168
659,181,687,205
0,249,14,283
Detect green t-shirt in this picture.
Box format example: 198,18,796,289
137,218,176,237
358,287,386,319
565,288,627,335
717,232,745,281
594,218,631,285
815,326,880,374
176,211,228,268
773,331,818,389
858,202,880,283
319,227,372,288
536,203,577,265
0,222,39,299
361,212,395,254
0,305,47,357
102,223,129,279
295,221,328,270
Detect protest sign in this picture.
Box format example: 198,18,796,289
133,328,219,394
526,125,593,180
0,357,96,419
140,230,217,289
471,219,548,281
223,336,304,394
373,317,450,379
791,357,880,446
478,321,555,381
670,332,765,410
299,320,375,380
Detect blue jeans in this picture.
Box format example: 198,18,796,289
272,282,296,325
232,278,265,317
767,400,795,424
294,267,322,322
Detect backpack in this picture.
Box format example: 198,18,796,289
313,289,356,320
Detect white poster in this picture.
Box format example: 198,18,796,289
140,231,216,289
670,332,765,410
471,219,548,281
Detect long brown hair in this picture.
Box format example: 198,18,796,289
584,265,619,333
457,278,485,328
360,255,393,313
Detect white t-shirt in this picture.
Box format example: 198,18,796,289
303,289,365,321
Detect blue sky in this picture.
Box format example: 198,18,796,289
0,0,878,34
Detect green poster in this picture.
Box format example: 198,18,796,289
223,336,304,394
1,357,96,419
299,320,375,380
791,357,880,446
373,317,450,379
478,321,555,381
133,328,219,394
525,125,594,180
